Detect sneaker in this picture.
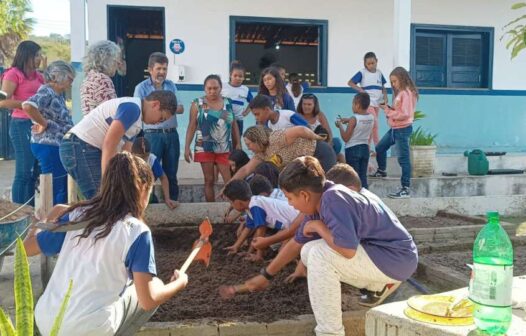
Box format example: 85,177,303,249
370,169,387,178
358,283,401,307
388,187,410,199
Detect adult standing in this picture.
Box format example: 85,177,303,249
60,91,178,199
22,61,75,205
80,40,121,115
184,75,240,202
134,52,184,201
0,41,45,205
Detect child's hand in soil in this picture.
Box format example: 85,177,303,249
224,245,240,255
285,261,307,284
251,236,270,250
244,253,264,263
245,274,270,292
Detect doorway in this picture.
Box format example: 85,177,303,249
107,6,165,97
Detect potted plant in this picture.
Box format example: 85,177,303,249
410,111,437,177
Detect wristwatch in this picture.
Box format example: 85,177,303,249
260,267,274,281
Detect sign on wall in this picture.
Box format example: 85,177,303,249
169,39,186,55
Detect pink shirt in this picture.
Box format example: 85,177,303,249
2,67,45,119
385,89,416,129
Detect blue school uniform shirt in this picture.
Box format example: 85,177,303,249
295,182,418,281
133,77,179,129
23,84,73,146
269,93,296,112
146,153,164,180
34,210,156,335
266,109,308,131
246,195,299,230
221,82,253,120
350,68,387,107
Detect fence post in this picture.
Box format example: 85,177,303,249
35,174,53,220
67,175,79,204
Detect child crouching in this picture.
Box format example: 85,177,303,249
223,179,303,262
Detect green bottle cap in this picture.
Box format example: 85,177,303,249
486,211,499,221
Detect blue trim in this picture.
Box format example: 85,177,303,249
410,23,494,89
229,16,328,86
175,83,526,96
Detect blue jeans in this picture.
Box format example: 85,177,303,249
144,130,180,201
345,144,370,189
376,125,413,188
332,137,343,154
59,134,102,199
9,118,39,205
31,143,67,205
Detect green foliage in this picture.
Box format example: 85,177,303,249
30,35,71,63
0,0,35,64
410,111,437,146
410,126,437,146
0,238,73,335
501,2,526,59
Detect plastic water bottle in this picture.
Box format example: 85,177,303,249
469,211,513,335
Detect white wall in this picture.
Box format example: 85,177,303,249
87,0,525,89
412,0,526,90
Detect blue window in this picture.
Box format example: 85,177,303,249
230,16,328,87
411,24,493,89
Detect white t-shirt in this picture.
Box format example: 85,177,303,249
345,113,375,148
286,83,303,109
266,109,308,131
70,97,143,149
246,195,299,230
34,211,156,336
221,82,253,120
350,69,387,107
270,188,287,201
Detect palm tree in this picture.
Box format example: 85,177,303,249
0,0,35,66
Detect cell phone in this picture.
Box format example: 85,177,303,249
0,90,7,101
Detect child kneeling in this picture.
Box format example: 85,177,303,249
223,179,303,262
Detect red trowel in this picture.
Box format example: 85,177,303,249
179,218,213,273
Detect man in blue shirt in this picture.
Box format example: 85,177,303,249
134,52,184,201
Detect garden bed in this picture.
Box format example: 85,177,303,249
399,211,484,229
151,225,365,323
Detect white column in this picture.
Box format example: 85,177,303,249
69,0,86,123
393,0,412,70
70,0,86,63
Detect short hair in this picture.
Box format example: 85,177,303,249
254,161,280,188
131,137,151,155
223,179,252,202
83,40,121,75
144,90,178,115
249,174,273,196
248,94,273,110
278,156,325,194
204,74,222,88
148,52,169,68
230,60,246,74
326,164,362,190
44,60,75,84
364,52,377,61
353,92,370,110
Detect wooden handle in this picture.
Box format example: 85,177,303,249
180,240,204,273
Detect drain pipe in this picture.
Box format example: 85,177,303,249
407,277,431,294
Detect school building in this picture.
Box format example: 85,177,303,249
70,0,526,153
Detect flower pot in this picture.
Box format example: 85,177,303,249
410,145,436,177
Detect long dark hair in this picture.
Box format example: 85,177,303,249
228,149,250,173
297,93,321,117
63,152,154,243
258,67,287,108
11,41,41,78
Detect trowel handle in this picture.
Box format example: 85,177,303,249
180,240,204,274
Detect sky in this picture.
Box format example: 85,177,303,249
28,0,71,36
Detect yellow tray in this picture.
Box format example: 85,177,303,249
407,295,473,318
404,307,474,326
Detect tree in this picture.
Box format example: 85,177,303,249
502,2,526,59
0,0,35,66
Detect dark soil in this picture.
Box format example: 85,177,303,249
0,200,33,223
420,243,526,277
151,224,364,323
400,214,484,229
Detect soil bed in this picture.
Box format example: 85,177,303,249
0,200,33,222
400,214,483,229
420,243,526,277
152,224,364,323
